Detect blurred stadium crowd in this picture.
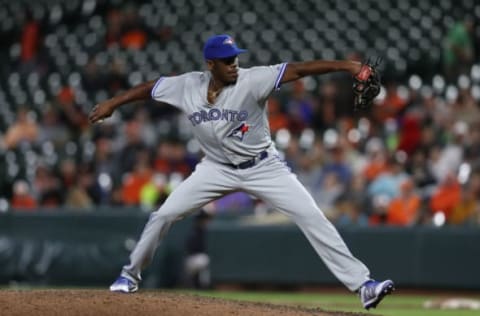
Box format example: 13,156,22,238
1,0,480,227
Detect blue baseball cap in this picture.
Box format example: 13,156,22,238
203,34,247,60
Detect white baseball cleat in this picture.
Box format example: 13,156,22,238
109,276,138,293
359,279,395,309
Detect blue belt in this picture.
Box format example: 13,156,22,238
225,151,268,169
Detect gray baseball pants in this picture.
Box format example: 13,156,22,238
121,153,370,291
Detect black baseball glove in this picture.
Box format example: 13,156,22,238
353,57,382,111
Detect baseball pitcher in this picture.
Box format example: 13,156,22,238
88,34,393,310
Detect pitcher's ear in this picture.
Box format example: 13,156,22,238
206,59,214,70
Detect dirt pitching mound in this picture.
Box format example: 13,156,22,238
0,289,371,316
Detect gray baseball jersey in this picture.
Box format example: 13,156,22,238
119,64,371,292
151,64,286,165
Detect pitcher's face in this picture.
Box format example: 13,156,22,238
208,56,239,84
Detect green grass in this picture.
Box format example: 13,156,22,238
182,289,480,316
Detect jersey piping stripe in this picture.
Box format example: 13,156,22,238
151,76,165,98
274,63,288,91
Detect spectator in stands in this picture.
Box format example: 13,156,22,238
313,81,338,132
20,10,39,66
37,105,69,147
386,179,421,226
11,179,37,211
449,180,479,226
105,9,124,47
64,173,94,210
116,118,150,175
62,162,98,209
82,58,108,93
342,174,369,213
320,140,353,186
396,115,422,157
368,195,391,226
336,122,369,176
314,171,345,219
429,173,461,223
79,163,106,205
285,80,315,133
362,138,389,183
120,5,147,50
372,81,408,123
443,17,475,82
282,135,302,171
4,107,39,149
418,124,439,157
313,142,352,207
407,150,436,189
58,159,78,191
154,139,194,179
140,173,169,209
295,138,324,195
335,200,369,227
110,184,126,206
367,156,408,199
367,155,409,206
267,97,289,135
429,121,465,183
455,172,480,223
32,164,63,208
134,108,158,148
121,149,153,205
56,87,89,138
419,94,451,137
120,26,147,50
450,88,480,126
107,57,129,95
465,124,480,170
91,135,118,203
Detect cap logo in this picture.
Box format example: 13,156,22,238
204,35,246,60
223,37,234,45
